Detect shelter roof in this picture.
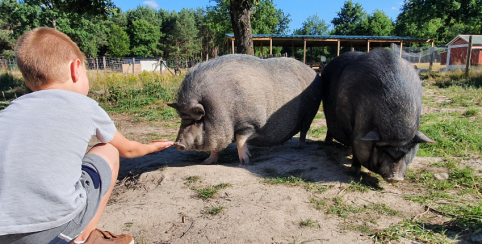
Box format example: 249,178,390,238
446,35,482,46
225,33,432,48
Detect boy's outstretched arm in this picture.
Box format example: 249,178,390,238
109,131,174,158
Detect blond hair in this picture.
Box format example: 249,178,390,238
15,28,86,90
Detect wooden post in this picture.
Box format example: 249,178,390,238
465,36,473,77
303,39,306,64
292,42,294,57
310,46,313,62
103,56,106,74
367,41,370,52
261,42,263,56
132,58,135,75
429,41,435,73
269,38,272,55
96,58,99,73
206,53,209,61
337,40,340,56
232,39,235,54
399,41,403,57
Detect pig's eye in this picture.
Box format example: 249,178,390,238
194,120,201,124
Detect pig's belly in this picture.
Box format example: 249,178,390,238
247,126,300,147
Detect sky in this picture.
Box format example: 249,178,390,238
113,0,405,32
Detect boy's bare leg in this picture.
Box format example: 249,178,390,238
74,143,119,242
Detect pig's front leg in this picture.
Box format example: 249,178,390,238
203,151,219,165
236,132,253,165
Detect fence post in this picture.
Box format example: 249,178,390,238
465,35,473,78
96,58,99,73
429,41,435,73
132,58,135,75
103,56,106,74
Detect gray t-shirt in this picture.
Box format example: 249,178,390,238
0,89,117,235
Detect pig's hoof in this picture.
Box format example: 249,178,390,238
349,165,361,176
238,156,250,165
202,158,218,165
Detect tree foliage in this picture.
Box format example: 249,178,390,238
294,14,329,35
107,24,130,58
129,19,161,57
394,0,482,45
167,9,201,59
1,0,481,59
331,0,366,35
359,10,394,36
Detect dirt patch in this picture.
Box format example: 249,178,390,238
88,113,479,244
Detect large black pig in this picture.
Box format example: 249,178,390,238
321,48,435,183
169,54,322,164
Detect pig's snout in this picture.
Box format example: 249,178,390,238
174,142,187,151
383,174,404,183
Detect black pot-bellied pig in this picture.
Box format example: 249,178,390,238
168,54,322,164
321,48,435,183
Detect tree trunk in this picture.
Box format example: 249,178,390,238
229,0,254,55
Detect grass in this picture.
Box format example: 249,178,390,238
399,160,482,242
307,126,327,138
262,175,333,193
418,112,482,157
195,183,232,200
371,219,453,243
204,206,225,215
299,219,318,228
310,197,399,219
185,176,201,185
88,71,182,121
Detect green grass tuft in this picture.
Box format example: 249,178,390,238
195,183,232,200
204,206,225,215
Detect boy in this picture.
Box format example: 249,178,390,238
0,27,174,244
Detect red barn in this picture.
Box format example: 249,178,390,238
440,35,482,69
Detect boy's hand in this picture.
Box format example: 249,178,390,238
150,141,174,151
110,131,175,158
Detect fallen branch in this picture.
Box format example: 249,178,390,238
413,205,431,220
180,221,194,238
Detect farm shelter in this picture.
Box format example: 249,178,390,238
440,35,482,70
121,57,166,74
225,34,433,64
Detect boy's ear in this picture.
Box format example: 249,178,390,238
70,59,81,83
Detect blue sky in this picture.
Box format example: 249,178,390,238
114,0,405,32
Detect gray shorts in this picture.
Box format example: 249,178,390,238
0,154,112,244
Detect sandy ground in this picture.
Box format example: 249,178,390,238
86,113,478,244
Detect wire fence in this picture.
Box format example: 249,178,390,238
0,57,203,74
0,46,462,74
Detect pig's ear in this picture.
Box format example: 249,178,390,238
414,131,436,144
167,103,179,110
359,131,380,142
191,104,205,121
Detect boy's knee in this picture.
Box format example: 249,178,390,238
87,143,119,171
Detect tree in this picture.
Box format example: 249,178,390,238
251,0,291,34
293,14,330,35
130,19,161,57
23,0,116,29
395,0,482,44
168,9,201,59
331,0,367,35
359,10,394,36
229,0,257,55
107,24,130,58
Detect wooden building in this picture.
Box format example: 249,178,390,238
225,34,433,64
440,35,482,69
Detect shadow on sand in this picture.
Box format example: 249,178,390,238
118,137,382,189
